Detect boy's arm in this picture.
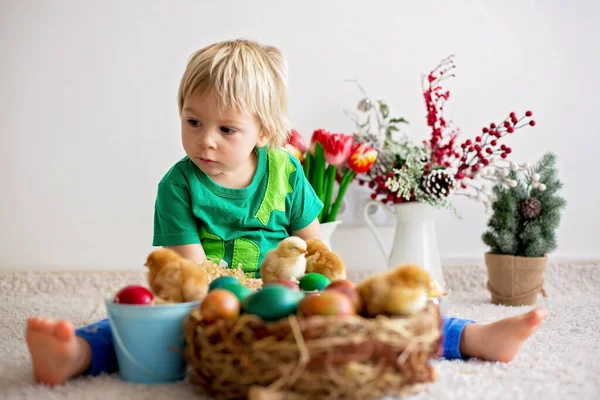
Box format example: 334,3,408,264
291,217,323,241
167,244,207,264
154,179,206,262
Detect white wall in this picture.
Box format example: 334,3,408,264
1,0,597,271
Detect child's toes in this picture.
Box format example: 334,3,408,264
27,317,38,330
53,321,74,341
38,318,57,333
527,308,547,325
28,317,46,331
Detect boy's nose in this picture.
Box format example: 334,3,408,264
198,130,218,149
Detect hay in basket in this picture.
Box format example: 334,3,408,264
184,299,443,400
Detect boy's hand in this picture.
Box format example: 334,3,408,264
166,244,207,264
292,218,323,242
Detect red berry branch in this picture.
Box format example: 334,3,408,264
351,55,538,209
423,55,459,170
455,111,535,188
421,55,536,191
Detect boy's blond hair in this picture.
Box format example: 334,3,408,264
178,39,291,148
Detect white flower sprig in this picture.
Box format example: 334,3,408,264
455,159,547,213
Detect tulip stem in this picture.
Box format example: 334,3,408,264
321,165,337,221
311,143,326,221
326,168,355,223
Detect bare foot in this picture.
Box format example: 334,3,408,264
460,308,547,363
25,317,92,386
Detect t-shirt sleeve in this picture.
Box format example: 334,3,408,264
289,156,324,232
153,181,201,246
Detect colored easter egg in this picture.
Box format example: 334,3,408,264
298,290,356,317
114,285,154,305
243,285,305,322
219,282,255,303
209,276,240,292
326,279,356,290
200,289,241,323
265,279,301,291
299,273,330,292
325,283,361,312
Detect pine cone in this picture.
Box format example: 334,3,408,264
521,197,542,219
423,169,456,198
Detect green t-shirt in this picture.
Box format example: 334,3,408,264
152,147,323,278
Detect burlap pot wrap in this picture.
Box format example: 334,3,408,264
484,253,548,306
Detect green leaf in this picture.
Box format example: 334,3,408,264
394,154,406,168
303,152,312,183
359,115,371,128
378,101,389,119
388,117,409,124
385,125,399,141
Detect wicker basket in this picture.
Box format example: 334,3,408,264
184,300,442,400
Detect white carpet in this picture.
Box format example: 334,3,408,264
1,263,599,400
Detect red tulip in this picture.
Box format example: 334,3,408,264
287,129,307,154
283,143,303,163
323,133,354,166
309,129,331,154
347,143,378,173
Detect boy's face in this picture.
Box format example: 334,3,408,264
180,90,269,185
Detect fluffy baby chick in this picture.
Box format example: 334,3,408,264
306,238,329,256
305,239,346,281
356,264,431,317
427,279,446,298
144,248,209,303
260,236,307,284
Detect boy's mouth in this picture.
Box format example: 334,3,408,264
199,157,216,164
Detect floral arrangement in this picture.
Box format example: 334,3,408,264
347,56,537,213
283,129,378,223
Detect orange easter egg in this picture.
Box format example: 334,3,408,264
298,290,356,317
325,279,356,290
200,289,240,324
324,284,362,312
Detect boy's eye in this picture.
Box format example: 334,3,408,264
220,126,237,135
187,119,201,127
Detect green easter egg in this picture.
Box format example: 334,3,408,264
220,282,255,303
243,285,305,322
299,273,330,292
209,276,240,292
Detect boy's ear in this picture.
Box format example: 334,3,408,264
256,129,271,147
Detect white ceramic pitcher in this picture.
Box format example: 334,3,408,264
362,201,445,289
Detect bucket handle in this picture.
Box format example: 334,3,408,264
107,311,186,382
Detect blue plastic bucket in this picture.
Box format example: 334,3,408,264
105,297,199,384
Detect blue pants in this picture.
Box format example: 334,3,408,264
75,316,474,376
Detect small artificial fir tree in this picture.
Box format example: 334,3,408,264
482,152,566,258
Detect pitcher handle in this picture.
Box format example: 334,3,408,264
362,200,395,264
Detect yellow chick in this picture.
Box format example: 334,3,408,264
260,236,308,284
356,264,431,317
306,238,329,256
427,279,447,298
144,248,209,303
305,239,346,281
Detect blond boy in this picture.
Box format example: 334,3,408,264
25,39,546,386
